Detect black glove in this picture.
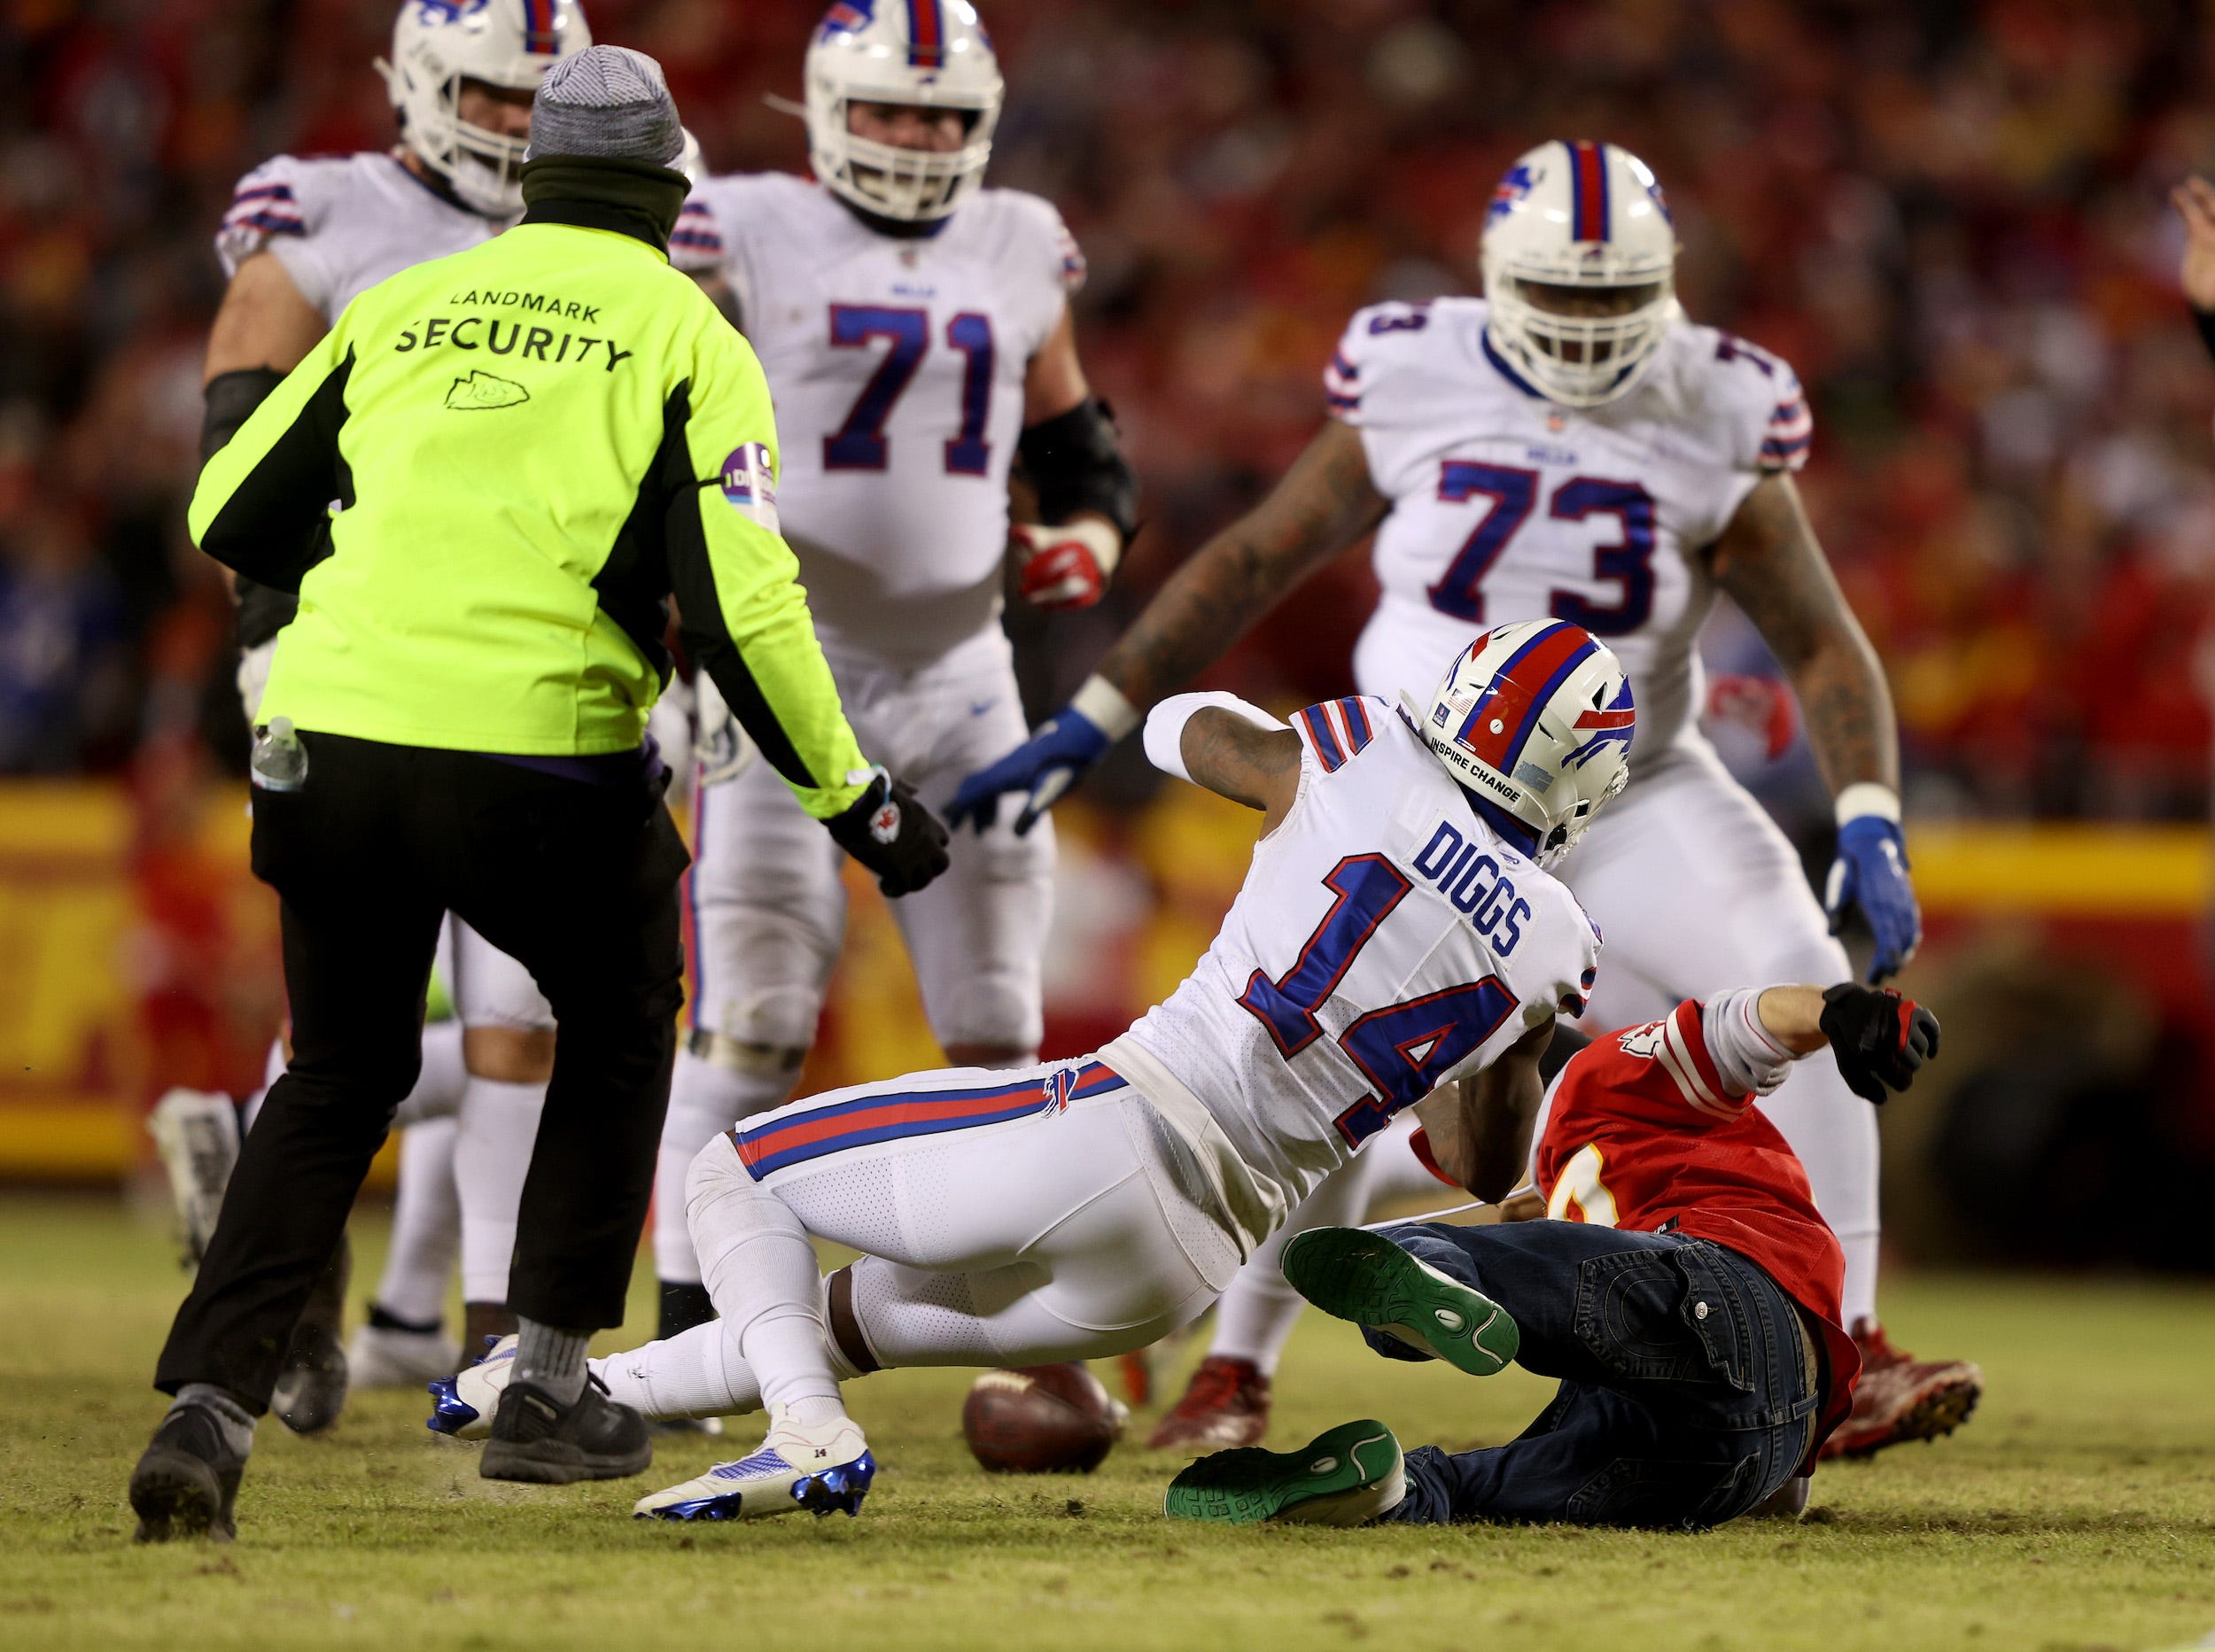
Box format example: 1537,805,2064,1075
1820,982,1940,1104
825,768,951,897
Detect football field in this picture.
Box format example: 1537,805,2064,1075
4,1191,2212,1652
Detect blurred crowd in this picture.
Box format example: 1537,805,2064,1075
6,0,2215,820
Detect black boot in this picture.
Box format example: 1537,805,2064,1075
271,1235,352,1434
479,1375,653,1485
129,1404,247,1543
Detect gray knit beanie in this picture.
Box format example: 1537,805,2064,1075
526,45,684,167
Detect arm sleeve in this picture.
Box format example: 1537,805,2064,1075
186,328,354,591
666,319,872,821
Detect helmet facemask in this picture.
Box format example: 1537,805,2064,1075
1484,273,1679,408
377,0,591,220
1480,140,1683,409
807,84,998,221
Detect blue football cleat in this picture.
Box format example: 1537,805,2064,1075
633,1415,875,1522
425,1333,516,1440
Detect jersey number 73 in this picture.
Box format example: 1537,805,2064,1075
1237,853,1519,1149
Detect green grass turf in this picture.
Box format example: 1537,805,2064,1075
3,1191,2213,1652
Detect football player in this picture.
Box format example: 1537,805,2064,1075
645,0,1137,1359
1165,978,1943,1530
155,0,595,1431
431,624,1624,1520
952,140,1977,1460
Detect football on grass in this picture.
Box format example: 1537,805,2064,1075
961,1364,1128,1474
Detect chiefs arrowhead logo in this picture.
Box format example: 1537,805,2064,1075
445,369,529,410
868,800,901,845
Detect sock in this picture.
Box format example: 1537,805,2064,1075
374,1113,460,1327
1754,1053,1882,1325
1208,1155,1379,1375
688,1136,841,1422
658,1280,716,1343
1837,1228,1881,1331
653,1047,796,1284
513,1318,589,1404
391,1018,468,1129
1206,1258,1305,1377
174,1384,256,1456
367,1302,443,1336
594,1320,762,1422
455,1075,546,1305
239,1035,286,1135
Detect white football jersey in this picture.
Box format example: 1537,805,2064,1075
1330,297,1811,761
682,173,1083,667
1111,696,1600,1226
218,151,505,326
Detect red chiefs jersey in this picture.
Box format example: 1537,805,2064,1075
1535,999,1861,1462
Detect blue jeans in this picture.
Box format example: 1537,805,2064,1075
1372,1222,1820,1530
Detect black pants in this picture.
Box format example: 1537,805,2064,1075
1372,1222,1820,1530
156,733,688,1410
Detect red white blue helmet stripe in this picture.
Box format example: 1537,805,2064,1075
1455,624,1603,776
520,0,562,54
905,0,944,66
1565,139,1610,242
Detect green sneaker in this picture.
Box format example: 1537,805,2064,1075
1163,1420,1405,1526
1281,1226,1519,1377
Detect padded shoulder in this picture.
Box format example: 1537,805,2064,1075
1655,322,1812,477
967,187,1086,297
1326,296,1487,427
216,153,330,275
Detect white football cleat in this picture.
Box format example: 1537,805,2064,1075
633,1412,875,1522
146,1089,240,1271
349,1322,462,1390
425,1333,517,1440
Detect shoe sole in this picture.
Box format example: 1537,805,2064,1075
1282,1229,1519,1377
1823,1377,1982,1461
1164,1421,1403,1525
480,1437,654,1485
129,1448,234,1544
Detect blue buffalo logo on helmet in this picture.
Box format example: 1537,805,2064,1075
819,0,875,40
1488,163,1535,225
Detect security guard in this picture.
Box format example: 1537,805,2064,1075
129,46,949,1542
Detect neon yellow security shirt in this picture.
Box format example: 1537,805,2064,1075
190,208,870,818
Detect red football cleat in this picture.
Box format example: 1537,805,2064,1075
1818,1318,1982,1461
1146,1356,1272,1452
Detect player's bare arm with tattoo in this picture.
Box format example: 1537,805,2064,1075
1707,472,1920,979
1706,475,1896,797
1096,422,1387,708
948,423,1383,831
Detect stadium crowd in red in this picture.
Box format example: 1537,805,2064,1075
4,0,2212,820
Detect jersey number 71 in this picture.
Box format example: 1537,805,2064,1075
823,304,995,475
1237,853,1519,1149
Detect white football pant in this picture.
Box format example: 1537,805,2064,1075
652,634,1054,1288
600,1058,1240,1423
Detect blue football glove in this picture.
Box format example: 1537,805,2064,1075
1824,814,1922,983
947,706,1111,836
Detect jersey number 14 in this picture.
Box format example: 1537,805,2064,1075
1238,853,1519,1150
824,304,995,475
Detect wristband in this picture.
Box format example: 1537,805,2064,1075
1832,782,1900,827
1070,673,1142,742
1143,692,1287,783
